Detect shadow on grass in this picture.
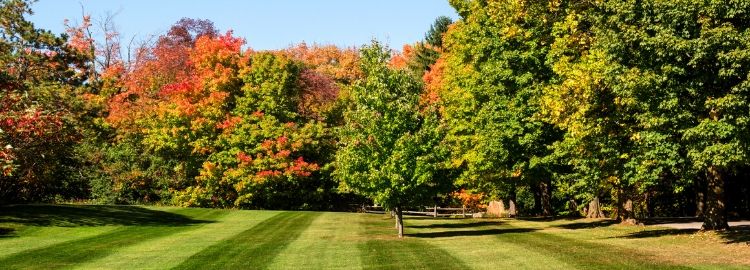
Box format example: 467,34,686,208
619,228,699,239
517,216,577,222
0,227,15,238
720,225,750,244
0,204,209,227
403,216,452,220
498,228,692,269
617,225,750,244
641,217,701,225
409,221,505,229
553,219,618,230
409,227,537,238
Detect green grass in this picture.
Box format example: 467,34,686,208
1,205,748,269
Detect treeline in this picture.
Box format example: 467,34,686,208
2,0,750,231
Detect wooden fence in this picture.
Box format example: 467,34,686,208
362,205,475,218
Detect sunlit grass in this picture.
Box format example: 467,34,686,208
0,204,748,269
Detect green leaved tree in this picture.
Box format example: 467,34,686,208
440,0,562,216
334,41,449,237
598,0,750,230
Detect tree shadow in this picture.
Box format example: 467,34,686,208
408,227,537,238
616,225,750,244
403,216,448,220
517,216,577,222
553,219,618,230
641,217,701,225
618,228,699,239
719,225,750,244
0,227,15,238
409,221,505,229
0,204,210,227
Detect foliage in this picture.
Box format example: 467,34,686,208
538,0,750,226
439,0,561,215
5,0,750,228
390,16,453,77
335,41,450,210
175,52,330,209
0,0,90,202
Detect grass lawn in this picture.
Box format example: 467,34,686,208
1,205,749,269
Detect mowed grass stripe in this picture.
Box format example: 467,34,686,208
358,215,470,270
266,212,366,269
173,211,321,270
70,210,279,270
494,225,694,270
0,208,227,270
405,217,695,269
359,239,471,270
0,226,120,261
3,206,749,269
0,205,218,261
403,218,567,269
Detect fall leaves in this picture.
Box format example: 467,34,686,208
88,23,345,207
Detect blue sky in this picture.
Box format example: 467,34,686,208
29,0,458,51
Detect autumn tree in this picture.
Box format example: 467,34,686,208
335,41,450,237
174,52,327,209
90,20,230,203
283,43,362,123
0,0,89,202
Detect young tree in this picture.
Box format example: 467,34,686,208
335,41,449,237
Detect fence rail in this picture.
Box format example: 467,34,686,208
363,205,476,218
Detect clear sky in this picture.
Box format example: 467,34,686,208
28,0,459,51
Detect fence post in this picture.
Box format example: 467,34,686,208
434,205,438,218
462,205,466,218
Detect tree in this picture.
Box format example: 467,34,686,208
595,0,750,230
425,16,453,49
440,0,561,216
0,0,90,202
174,52,327,209
96,20,234,204
335,41,449,237
281,43,363,127
540,0,750,227
390,16,453,77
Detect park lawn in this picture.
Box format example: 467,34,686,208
0,205,748,270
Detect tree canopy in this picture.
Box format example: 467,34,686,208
2,0,750,235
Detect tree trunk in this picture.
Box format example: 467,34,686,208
568,198,579,217
586,196,605,218
697,190,706,218
616,189,637,225
696,178,706,218
645,191,653,218
395,206,404,238
619,198,636,225
508,188,517,218
540,180,553,217
532,183,542,215
702,166,729,230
